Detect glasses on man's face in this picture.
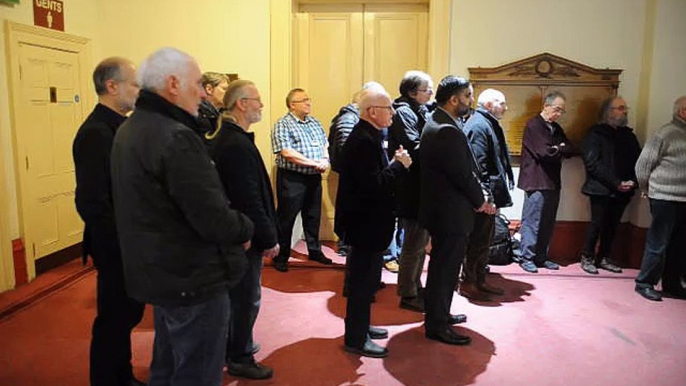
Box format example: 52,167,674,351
417,88,434,94
551,106,566,114
291,98,311,104
241,97,262,104
611,106,630,112
371,105,395,113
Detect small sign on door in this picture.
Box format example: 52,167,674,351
33,0,64,32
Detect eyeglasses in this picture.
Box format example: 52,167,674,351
291,98,311,103
611,106,630,112
241,97,262,104
550,105,566,114
370,105,395,113
417,88,434,94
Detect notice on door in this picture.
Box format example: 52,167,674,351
33,0,64,32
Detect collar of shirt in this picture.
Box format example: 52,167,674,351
287,111,313,124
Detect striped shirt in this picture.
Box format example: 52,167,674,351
271,112,328,174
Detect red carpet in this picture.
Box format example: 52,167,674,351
1,241,685,386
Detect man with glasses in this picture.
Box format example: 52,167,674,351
337,86,411,358
517,91,576,273
579,97,641,275
272,88,331,272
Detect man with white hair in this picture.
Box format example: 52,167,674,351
634,95,686,301
111,48,254,386
460,88,514,301
206,80,275,379
337,86,411,358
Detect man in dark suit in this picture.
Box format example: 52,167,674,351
419,76,495,345
73,57,146,386
207,80,276,379
337,86,411,358
517,91,576,273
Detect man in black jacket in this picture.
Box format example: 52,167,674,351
73,57,145,386
337,86,411,358
461,89,514,301
111,48,254,386
580,97,641,275
207,80,275,379
419,76,495,345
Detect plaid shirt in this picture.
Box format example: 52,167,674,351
271,112,328,174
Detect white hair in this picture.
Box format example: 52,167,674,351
137,47,195,92
477,88,505,108
358,86,391,112
674,95,686,115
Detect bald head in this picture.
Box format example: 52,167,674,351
674,96,686,121
359,86,394,129
92,57,139,115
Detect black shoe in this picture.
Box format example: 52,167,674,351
448,314,467,325
309,252,333,265
368,326,388,339
274,260,289,272
598,257,622,273
399,296,425,313
129,378,147,386
344,339,388,358
537,260,560,270
635,285,662,301
228,360,274,379
520,261,538,273
425,327,471,345
378,281,387,289
662,286,686,299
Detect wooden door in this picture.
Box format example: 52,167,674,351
15,43,84,260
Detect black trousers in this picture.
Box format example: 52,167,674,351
275,169,322,263
344,247,384,348
582,195,630,258
89,228,145,386
463,213,495,285
425,233,468,333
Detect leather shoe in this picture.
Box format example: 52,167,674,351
598,257,622,273
274,260,289,272
459,282,492,301
344,339,388,358
368,326,388,339
477,282,505,296
448,313,467,325
129,378,147,386
309,252,333,265
228,360,274,380
537,260,560,270
635,285,662,301
425,326,471,345
520,261,538,273
399,296,425,312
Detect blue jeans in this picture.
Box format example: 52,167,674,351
519,190,560,263
226,248,263,363
149,293,230,386
636,199,686,289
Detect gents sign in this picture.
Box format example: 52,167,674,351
33,0,64,32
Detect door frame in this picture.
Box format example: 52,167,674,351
4,21,92,281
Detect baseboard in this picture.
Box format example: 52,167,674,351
12,239,83,285
509,221,646,269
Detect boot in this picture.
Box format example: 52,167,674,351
580,253,598,275
598,257,622,273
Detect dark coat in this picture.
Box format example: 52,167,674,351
517,114,576,192
328,103,360,173
73,104,125,263
210,120,278,251
464,108,514,208
388,97,429,219
581,123,641,197
335,119,407,252
111,90,254,307
419,108,485,236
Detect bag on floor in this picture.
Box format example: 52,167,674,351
488,214,515,265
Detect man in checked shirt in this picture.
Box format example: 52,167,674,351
271,88,332,272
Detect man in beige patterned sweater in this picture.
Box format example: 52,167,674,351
634,95,686,301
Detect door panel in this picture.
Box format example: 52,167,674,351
17,43,84,259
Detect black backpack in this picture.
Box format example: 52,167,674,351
488,214,517,265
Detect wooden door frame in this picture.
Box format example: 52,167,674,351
4,21,92,282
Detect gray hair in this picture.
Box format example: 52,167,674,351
399,70,432,98
137,47,195,92
93,57,132,95
598,96,621,123
359,86,391,112
674,95,686,115
544,91,566,106
477,89,505,108
224,80,255,112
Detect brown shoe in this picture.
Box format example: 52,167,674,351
459,282,492,301
477,282,505,296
